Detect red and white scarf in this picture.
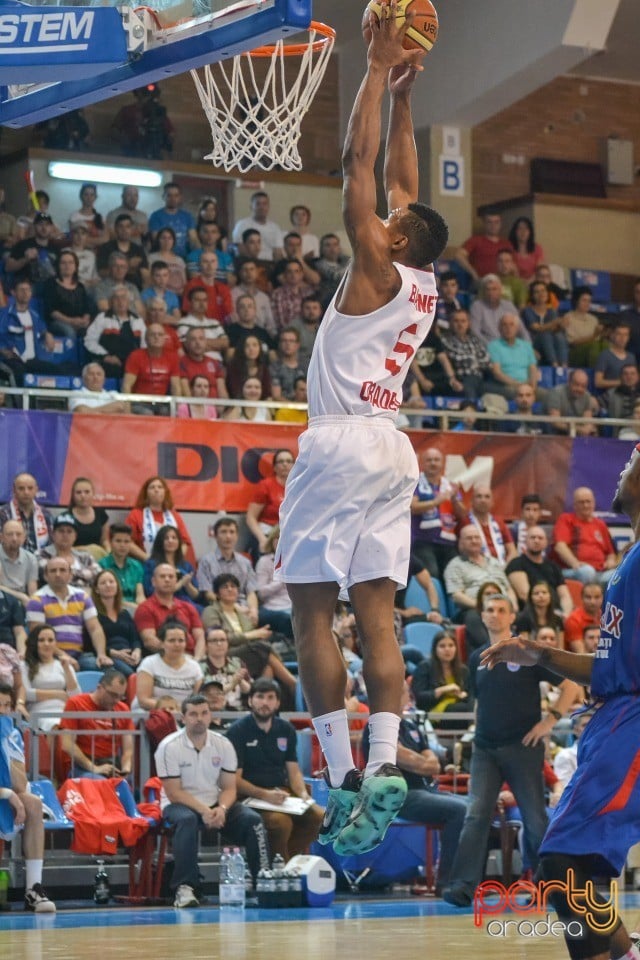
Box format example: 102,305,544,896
142,507,178,555
469,512,506,563
10,497,49,549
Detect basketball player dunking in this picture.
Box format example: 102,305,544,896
274,1,448,855
482,446,640,960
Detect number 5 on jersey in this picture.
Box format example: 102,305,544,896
384,323,418,376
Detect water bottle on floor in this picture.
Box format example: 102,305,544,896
93,860,111,905
220,847,245,910
0,869,9,910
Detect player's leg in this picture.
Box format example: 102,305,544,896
333,578,408,855
539,852,631,960
288,581,362,843
21,792,55,913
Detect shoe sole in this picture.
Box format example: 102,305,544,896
333,774,408,855
316,789,360,846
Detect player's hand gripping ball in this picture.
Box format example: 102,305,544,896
365,0,439,52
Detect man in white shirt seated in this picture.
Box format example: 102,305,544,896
68,362,129,415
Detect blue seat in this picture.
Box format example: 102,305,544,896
553,366,570,386
29,779,74,831
570,268,611,303
403,622,442,657
76,670,103,692
537,366,555,390
404,576,431,615
432,578,450,619
294,677,307,712
296,730,314,777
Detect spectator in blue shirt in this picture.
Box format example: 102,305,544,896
148,183,197,259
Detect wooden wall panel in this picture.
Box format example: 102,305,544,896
472,75,640,218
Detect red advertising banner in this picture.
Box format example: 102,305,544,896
408,431,572,519
61,415,303,511
59,415,572,516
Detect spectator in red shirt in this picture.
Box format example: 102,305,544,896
121,322,181,414
459,484,517,565
551,486,617,586
454,211,509,285
245,449,295,555
59,668,134,778
134,563,205,658
563,582,604,653
181,251,232,323
178,327,227,399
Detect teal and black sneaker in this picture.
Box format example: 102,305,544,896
333,763,407,855
316,768,362,846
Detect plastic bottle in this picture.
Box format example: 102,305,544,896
231,847,246,910
289,868,304,908
93,860,110,905
220,847,245,910
256,868,267,907
0,869,9,910
276,865,290,908
263,869,276,908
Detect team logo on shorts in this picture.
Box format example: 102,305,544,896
277,738,288,751
410,729,420,742
506,662,521,672
324,722,333,737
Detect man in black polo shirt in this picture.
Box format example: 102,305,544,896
505,526,572,615
443,594,579,907
226,678,323,861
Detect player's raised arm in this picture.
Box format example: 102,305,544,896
341,3,422,265
384,58,423,211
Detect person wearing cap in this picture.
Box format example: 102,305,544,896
6,213,58,295
200,678,233,730
37,514,100,591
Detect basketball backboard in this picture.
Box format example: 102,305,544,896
0,0,312,127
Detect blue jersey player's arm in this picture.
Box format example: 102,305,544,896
481,637,594,687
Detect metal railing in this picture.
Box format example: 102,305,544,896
1,384,635,437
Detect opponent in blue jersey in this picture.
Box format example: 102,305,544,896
481,442,640,960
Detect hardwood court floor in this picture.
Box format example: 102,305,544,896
6,895,640,960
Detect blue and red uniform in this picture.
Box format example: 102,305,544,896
540,539,640,874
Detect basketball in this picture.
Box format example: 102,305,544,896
366,0,439,53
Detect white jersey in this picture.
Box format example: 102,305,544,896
307,261,438,421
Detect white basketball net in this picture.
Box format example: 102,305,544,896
191,24,335,172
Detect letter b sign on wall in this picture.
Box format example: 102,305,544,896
439,156,464,197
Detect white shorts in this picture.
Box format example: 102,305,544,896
274,415,418,595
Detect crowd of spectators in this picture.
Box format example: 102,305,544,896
1,189,638,434
1,186,636,910
0,444,624,904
